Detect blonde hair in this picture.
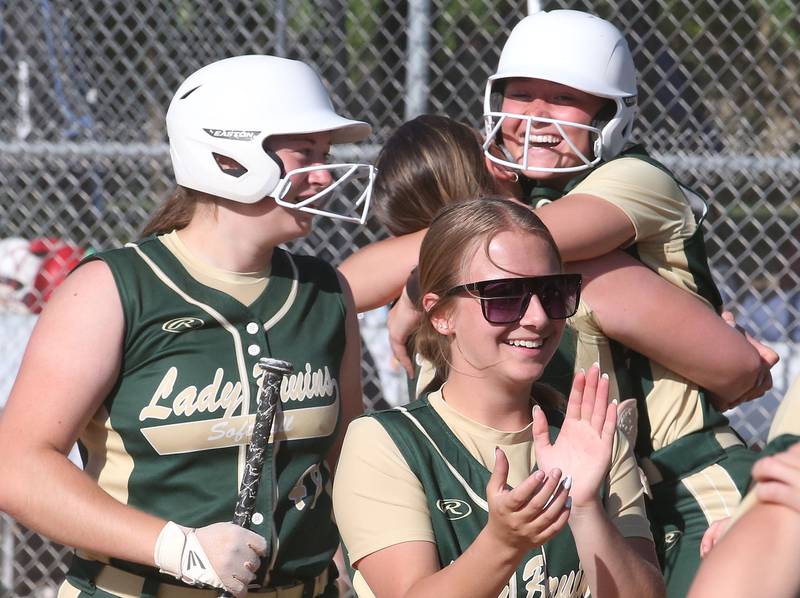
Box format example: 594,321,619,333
416,196,564,410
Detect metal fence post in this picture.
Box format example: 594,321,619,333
404,0,431,121
1,514,13,594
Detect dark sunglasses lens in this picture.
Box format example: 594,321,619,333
536,276,580,319
483,296,528,323
480,280,528,323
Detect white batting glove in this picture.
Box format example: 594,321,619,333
154,521,267,597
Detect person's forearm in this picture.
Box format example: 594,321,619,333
402,529,524,598
568,501,664,598
338,230,425,312
570,253,764,402
535,194,636,262
0,444,164,566
688,504,800,598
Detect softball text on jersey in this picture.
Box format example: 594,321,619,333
139,363,340,454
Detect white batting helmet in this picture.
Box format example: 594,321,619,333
484,10,638,174
166,55,375,223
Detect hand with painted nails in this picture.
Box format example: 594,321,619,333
531,363,617,509
485,449,571,551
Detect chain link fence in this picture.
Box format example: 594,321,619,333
0,0,797,595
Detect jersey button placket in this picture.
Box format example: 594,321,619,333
246,321,263,357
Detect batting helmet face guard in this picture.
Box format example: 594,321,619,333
483,10,638,175
166,55,375,223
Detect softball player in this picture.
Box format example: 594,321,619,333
0,55,371,598
340,115,770,414
481,10,774,595
334,198,665,598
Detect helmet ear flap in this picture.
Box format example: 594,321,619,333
590,99,617,161
261,139,287,200
262,140,286,178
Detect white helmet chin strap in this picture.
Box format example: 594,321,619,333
271,162,377,224
483,111,604,174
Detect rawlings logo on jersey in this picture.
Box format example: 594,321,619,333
162,317,205,333
203,128,260,141
436,499,472,520
664,530,683,551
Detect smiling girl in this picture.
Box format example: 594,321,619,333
0,55,373,598
334,197,664,598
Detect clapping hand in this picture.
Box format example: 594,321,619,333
485,449,571,551
532,364,617,510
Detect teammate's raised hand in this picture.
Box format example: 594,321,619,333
485,447,571,551
532,364,617,509
752,442,800,514
712,310,779,409
155,521,267,597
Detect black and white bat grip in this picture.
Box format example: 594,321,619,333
220,357,293,598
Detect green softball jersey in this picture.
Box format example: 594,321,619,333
72,234,346,588
334,389,652,598
528,146,728,457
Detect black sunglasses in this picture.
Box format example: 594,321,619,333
445,273,582,324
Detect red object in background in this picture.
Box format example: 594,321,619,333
23,238,86,314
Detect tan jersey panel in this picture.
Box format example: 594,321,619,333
570,158,696,246
57,580,82,598
78,405,135,565
159,231,269,306
734,375,800,518
681,464,742,524
333,389,652,568
570,158,711,307
81,405,132,505
766,374,800,441
414,354,436,398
